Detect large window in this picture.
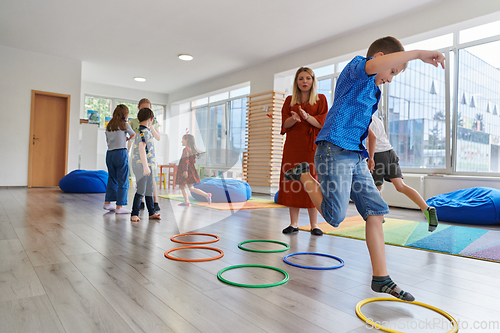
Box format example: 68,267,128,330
84,96,112,128
456,41,500,172
317,77,334,109
189,86,249,168
387,52,447,170
381,20,500,175
84,96,165,132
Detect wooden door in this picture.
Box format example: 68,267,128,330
28,91,70,187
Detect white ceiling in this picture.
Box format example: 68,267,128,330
0,0,440,94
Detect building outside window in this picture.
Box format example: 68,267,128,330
385,24,500,175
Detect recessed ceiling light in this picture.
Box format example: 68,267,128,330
178,54,193,61
134,77,146,82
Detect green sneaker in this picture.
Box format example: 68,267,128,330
425,207,438,232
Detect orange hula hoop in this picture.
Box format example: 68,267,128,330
170,233,220,244
164,246,224,262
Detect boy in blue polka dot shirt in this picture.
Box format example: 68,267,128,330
285,36,445,301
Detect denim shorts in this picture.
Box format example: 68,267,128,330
315,141,389,227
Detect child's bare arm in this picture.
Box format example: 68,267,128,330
150,126,160,141
139,142,150,176
367,129,376,161
367,129,376,171
365,50,445,75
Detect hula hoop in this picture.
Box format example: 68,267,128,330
355,297,459,333
283,252,344,270
170,233,220,244
164,246,224,262
238,240,290,253
217,264,289,288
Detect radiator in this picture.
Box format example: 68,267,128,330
379,174,426,210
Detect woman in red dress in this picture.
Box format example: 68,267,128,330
278,67,328,235
176,134,212,206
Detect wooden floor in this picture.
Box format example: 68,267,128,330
1,187,499,333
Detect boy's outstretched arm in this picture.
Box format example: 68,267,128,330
365,50,445,76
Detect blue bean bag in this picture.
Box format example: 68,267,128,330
426,187,500,225
192,178,251,203
59,170,109,193
274,190,279,203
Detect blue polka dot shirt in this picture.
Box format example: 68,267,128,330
315,56,381,158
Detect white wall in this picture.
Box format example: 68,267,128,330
0,45,82,186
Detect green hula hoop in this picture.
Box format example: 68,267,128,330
238,239,290,253
217,264,289,288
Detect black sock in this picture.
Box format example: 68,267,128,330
371,275,415,301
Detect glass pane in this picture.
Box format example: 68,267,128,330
228,97,247,167
192,97,208,107
230,86,250,98
318,78,333,108
194,107,209,165
84,96,112,128
460,20,500,44
152,104,164,133
387,57,447,169
313,64,334,78
404,34,453,51
337,60,349,73
209,92,229,104
207,104,226,165
116,101,139,120
456,41,500,172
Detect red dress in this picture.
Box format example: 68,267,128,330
175,147,201,185
277,94,328,208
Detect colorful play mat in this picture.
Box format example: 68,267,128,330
159,194,286,210
300,215,500,263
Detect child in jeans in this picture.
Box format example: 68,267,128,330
285,36,445,301
130,108,161,222
103,105,135,213
367,114,438,231
129,98,161,212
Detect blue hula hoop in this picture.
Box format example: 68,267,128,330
283,252,344,270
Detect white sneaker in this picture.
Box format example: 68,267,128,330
115,207,131,214
103,203,115,211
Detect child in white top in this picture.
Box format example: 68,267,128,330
367,114,438,231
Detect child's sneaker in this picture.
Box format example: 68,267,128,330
140,202,145,210
284,162,309,181
425,207,438,232
207,193,212,204
103,203,115,211
154,202,161,211
178,202,191,206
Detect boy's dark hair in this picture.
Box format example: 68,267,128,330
137,108,154,122
366,36,405,58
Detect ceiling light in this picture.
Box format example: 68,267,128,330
134,77,146,82
178,54,193,61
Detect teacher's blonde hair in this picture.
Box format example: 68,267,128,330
290,67,319,106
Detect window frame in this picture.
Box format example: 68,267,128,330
83,95,166,133
190,93,249,168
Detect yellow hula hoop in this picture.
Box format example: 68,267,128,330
355,297,459,333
